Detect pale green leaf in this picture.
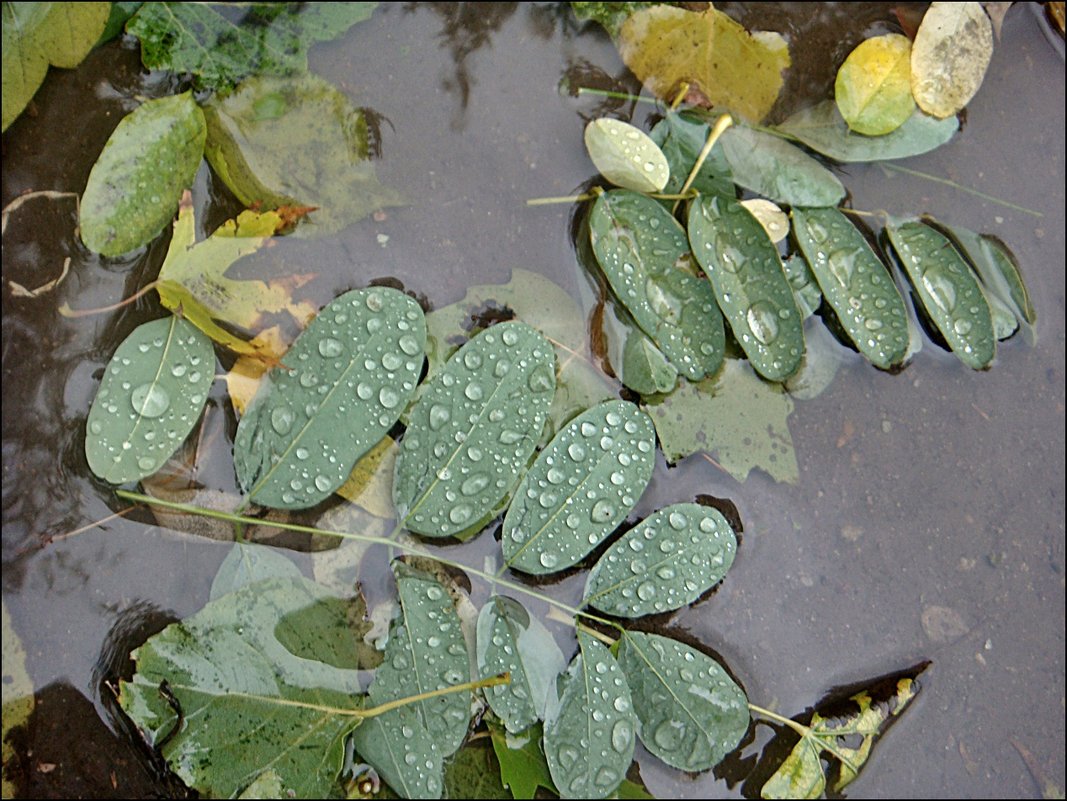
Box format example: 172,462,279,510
885,218,995,369
118,577,365,799
543,632,635,799
590,189,725,380
204,73,404,236
585,117,669,193
85,316,214,484
617,631,749,771
688,194,805,381
911,2,993,118
393,322,556,538
583,504,737,617
618,5,789,123
80,92,206,256
621,327,678,395
834,34,915,136
477,596,567,733
792,207,910,369
643,358,798,483
718,125,846,207
352,703,443,799
358,563,471,760
502,401,655,575
126,2,376,90
209,541,302,600
1,2,110,131
234,287,426,509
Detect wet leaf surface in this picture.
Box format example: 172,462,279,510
648,110,735,200
394,322,555,538
911,2,994,118
618,6,789,123
792,207,910,369
584,117,669,193
126,2,376,90
885,217,996,369
688,194,805,381
204,73,404,236
79,92,205,256
590,189,724,380
1,2,110,131
643,358,798,483
118,576,365,799
834,34,915,136
719,125,846,207
502,400,655,575
543,632,635,799
477,596,567,733
352,702,442,799
617,631,749,771
583,504,737,617
234,287,425,509
85,315,214,484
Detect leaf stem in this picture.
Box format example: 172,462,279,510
526,193,596,206
674,114,733,213
359,673,510,719
576,87,659,106
59,280,160,318
880,164,1044,218
747,703,862,773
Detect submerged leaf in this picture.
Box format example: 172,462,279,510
885,218,996,369
571,2,659,38
204,73,404,236
234,287,425,509
85,316,214,484
583,504,737,617
618,6,789,123
502,401,656,575
394,322,555,538
719,125,846,207
585,118,669,193
1,2,110,131
781,255,823,320
834,34,915,136
118,577,365,799
209,541,302,600
126,2,377,90
156,195,316,359
80,92,206,256
621,327,678,395
688,194,805,381
477,596,567,733
617,631,748,771
792,207,910,369
774,100,959,162
543,632,635,799
643,358,798,483
911,2,994,118
761,673,924,799
335,435,398,518
590,189,725,380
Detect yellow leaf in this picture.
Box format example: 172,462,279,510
618,5,789,124
335,436,398,519
834,34,915,136
911,2,994,118
224,328,290,414
155,193,317,358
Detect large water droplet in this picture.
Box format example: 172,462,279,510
449,504,472,525
746,301,780,345
429,404,451,430
270,406,294,434
645,278,682,323
827,249,855,288
398,334,420,355
318,337,343,358
528,365,554,393
653,720,686,750
922,268,957,313
379,387,400,409
131,384,170,418
314,475,332,492
591,499,615,522
461,474,489,496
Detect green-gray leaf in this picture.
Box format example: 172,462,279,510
648,110,735,200
885,218,995,369
688,194,805,381
85,315,213,484
792,207,909,369
583,504,737,617
209,541,302,601
80,92,205,256
617,631,749,771
118,577,364,799
394,322,556,538
126,2,376,90
352,703,444,799
584,118,669,193
234,287,425,509
774,100,959,162
621,327,679,395
502,400,655,574
590,189,724,380
781,255,822,320
204,73,405,236
364,563,470,756
477,596,567,733
543,632,635,799
719,124,845,207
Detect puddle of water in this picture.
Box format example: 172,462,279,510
2,3,1063,798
